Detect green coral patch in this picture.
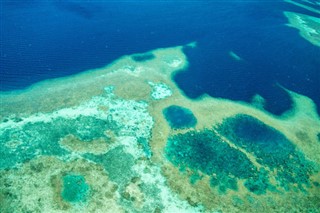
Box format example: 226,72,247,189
165,129,259,193
218,114,316,190
84,146,136,186
61,174,89,203
244,168,275,195
0,115,113,169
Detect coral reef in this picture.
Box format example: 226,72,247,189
1,45,319,212
218,114,316,190
165,129,257,193
61,174,89,203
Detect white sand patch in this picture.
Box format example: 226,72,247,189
116,136,144,158
116,65,146,77
148,82,173,100
133,162,205,213
164,57,183,68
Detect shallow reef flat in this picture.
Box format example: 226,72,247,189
284,11,320,47
285,0,320,15
1,43,320,212
284,0,320,47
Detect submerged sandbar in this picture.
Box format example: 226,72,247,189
284,11,320,47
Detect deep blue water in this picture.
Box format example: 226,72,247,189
1,1,319,115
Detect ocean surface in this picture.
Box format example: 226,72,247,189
1,1,320,115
